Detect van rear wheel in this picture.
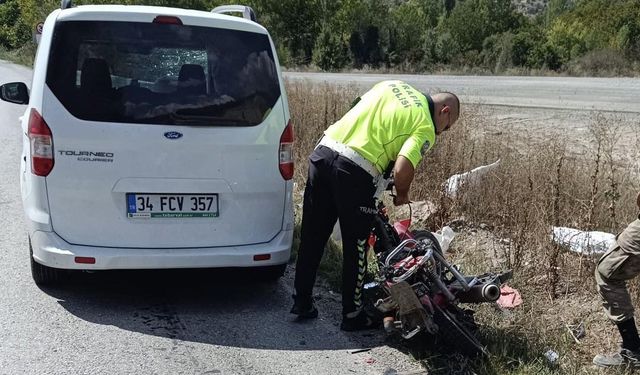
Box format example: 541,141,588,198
256,264,287,281
29,238,65,286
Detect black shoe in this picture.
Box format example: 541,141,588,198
340,310,380,332
290,295,318,319
593,347,640,368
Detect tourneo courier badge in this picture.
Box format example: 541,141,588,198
164,131,183,140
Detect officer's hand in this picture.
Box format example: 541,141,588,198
393,193,410,206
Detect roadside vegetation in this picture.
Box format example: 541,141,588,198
2,0,640,76
287,79,640,374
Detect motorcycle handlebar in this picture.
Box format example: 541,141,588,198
386,178,394,191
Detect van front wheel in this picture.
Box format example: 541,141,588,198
29,238,65,286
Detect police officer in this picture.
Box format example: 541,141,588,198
594,192,640,367
290,80,460,331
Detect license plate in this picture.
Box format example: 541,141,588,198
126,194,219,218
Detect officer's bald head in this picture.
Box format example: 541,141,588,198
431,92,460,135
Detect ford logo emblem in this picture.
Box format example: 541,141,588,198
164,131,183,140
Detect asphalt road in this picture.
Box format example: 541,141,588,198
285,72,640,114
0,62,419,374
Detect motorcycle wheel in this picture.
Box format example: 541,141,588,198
432,305,487,357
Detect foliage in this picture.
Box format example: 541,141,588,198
481,32,514,73
387,0,427,66
441,0,521,53
1,0,640,75
0,0,30,49
253,0,327,66
312,23,349,71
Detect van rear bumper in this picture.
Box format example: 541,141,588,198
30,229,292,270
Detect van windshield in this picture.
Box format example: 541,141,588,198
46,20,281,126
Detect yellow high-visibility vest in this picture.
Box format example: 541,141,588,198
324,80,436,173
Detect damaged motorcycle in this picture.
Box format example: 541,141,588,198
364,197,512,356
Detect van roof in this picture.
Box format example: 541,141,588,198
56,5,268,35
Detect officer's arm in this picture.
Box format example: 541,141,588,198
637,191,640,210
393,155,414,206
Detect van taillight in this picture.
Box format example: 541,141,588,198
279,120,294,180
28,109,54,176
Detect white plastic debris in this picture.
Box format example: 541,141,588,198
552,227,616,255
544,349,559,365
433,226,456,254
445,159,501,198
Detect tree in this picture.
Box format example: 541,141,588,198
418,0,445,28
387,0,427,66
511,25,545,67
312,23,348,71
333,0,390,67
363,25,383,67
528,41,562,70
543,0,574,28
434,32,460,64
256,0,326,65
0,0,30,49
616,23,640,58
421,29,438,67
349,31,365,68
481,32,514,72
441,0,521,53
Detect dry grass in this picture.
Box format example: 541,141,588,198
0,42,36,67
286,79,640,374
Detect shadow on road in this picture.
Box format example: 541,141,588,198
39,266,389,352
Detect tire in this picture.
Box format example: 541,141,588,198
29,237,65,286
432,305,486,357
256,263,287,281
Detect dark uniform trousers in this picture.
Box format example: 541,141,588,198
294,145,377,316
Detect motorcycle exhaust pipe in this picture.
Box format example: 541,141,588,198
456,283,501,303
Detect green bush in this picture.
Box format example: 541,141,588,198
434,32,460,65
0,41,36,66
0,0,31,49
527,40,563,71
311,24,348,71
481,32,514,73
421,29,438,68
441,0,521,53
387,0,427,66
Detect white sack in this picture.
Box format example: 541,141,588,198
445,159,501,198
552,226,616,255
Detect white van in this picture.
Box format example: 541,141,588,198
0,4,294,284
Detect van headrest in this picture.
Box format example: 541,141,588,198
178,64,206,95
81,58,112,94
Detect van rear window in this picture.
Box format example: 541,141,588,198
46,21,281,126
